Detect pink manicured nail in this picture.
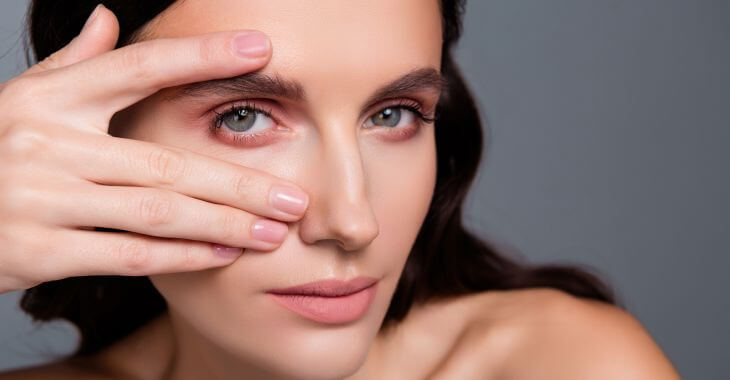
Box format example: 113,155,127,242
269,185,308,216
212,243,243,259
251,219,288,243
232,31,270,58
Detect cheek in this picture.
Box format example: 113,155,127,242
366,126,437,262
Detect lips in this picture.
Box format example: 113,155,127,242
266,276,378,297
266,277,379,324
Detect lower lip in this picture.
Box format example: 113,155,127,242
268,283,378,324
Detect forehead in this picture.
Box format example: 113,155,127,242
141,0,443,101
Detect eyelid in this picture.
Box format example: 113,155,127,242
365,97,433,119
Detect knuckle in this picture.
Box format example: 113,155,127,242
0,73,60,119
0,76,38,103
137,192,175,226
175,242,200,270
196,35,218,65
146,148,185,186
120,44,155,83
218,210,245,243
116,239,152,274
0,176,30,217
232,173,256,201
0,125,49,160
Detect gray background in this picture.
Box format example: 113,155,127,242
1,1,728,378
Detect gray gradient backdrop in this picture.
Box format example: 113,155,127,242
1,1,728,378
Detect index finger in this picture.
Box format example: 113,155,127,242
52,30,271,126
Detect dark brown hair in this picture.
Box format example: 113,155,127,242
21,0,621,357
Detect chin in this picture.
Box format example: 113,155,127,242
228,287,392,379
158,273,397,379
254,335,373,380
189,295,387,380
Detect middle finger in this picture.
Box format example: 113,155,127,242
50,128,309,222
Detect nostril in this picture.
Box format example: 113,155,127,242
332,219,379,251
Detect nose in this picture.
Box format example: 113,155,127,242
297,124,379,252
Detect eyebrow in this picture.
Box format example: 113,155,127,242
166,67,447,109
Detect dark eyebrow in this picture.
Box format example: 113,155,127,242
170,72,306,102
165,67,446,108
362,67,447,109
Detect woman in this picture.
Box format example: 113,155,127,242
0,0,679,379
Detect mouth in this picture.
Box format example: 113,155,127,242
266,276,379,324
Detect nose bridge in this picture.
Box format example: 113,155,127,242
300,119,379,251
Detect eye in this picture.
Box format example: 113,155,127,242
209,101,282,146
365,107,414,128
215,105,275,134
363,100,436,141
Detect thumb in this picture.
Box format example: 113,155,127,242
24,4,120,76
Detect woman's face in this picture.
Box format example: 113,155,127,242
114,0,442,377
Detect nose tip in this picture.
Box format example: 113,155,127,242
327,206,380,251
297,183,380,252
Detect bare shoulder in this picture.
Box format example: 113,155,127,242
441,287,682,380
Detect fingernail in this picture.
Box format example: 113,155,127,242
269,185,308,216
212,243,243,259
251,219,288,243
232,31,270,58
81,4,103,33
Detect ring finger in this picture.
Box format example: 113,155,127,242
43,182,289,251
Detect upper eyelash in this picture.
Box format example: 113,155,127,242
211,100,275,130
381,98,436,124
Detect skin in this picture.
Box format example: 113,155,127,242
120,1,442,378
0,9,311,292
0,1,682,379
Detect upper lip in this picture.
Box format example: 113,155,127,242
266,276,378,297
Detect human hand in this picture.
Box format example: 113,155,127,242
0,5,308,293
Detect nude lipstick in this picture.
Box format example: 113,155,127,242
266,276,378,324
